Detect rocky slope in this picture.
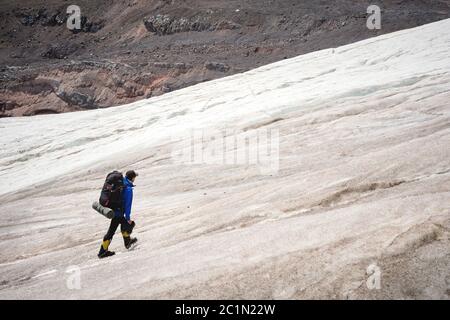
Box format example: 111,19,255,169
1,0,450,116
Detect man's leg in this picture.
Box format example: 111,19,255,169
120,218,137,249
98,217,120,257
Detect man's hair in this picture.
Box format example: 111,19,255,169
126,170,138,180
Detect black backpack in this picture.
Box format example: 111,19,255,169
99,171,124,210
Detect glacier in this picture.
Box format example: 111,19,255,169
0,19,449,299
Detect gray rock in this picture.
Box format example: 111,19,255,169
143,14,239,36
205,62,230,72
58,91,96,109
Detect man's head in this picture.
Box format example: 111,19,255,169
125,170,138,182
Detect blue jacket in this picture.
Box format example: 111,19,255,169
115,177,134,220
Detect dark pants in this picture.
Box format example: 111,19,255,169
103,216,134,242
98,217,135,255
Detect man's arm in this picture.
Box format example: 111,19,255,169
123,187,133,222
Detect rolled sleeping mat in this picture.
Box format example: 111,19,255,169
92,201,114,219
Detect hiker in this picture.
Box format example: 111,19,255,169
98,170,139,258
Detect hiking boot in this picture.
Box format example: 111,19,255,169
98,250,115,259
98,239,112,257
125,237,138,249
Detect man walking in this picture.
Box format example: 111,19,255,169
98,170,139,258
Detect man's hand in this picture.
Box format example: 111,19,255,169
128,220,133,225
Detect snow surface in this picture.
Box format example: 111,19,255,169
0,19,449,299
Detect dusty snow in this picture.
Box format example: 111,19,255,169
0,19,449,299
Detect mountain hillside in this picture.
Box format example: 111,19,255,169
0,19,449,299
1,0,449,116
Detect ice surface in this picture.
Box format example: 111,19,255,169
0,19,449,299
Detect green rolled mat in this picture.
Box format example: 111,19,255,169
92,201,114,219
